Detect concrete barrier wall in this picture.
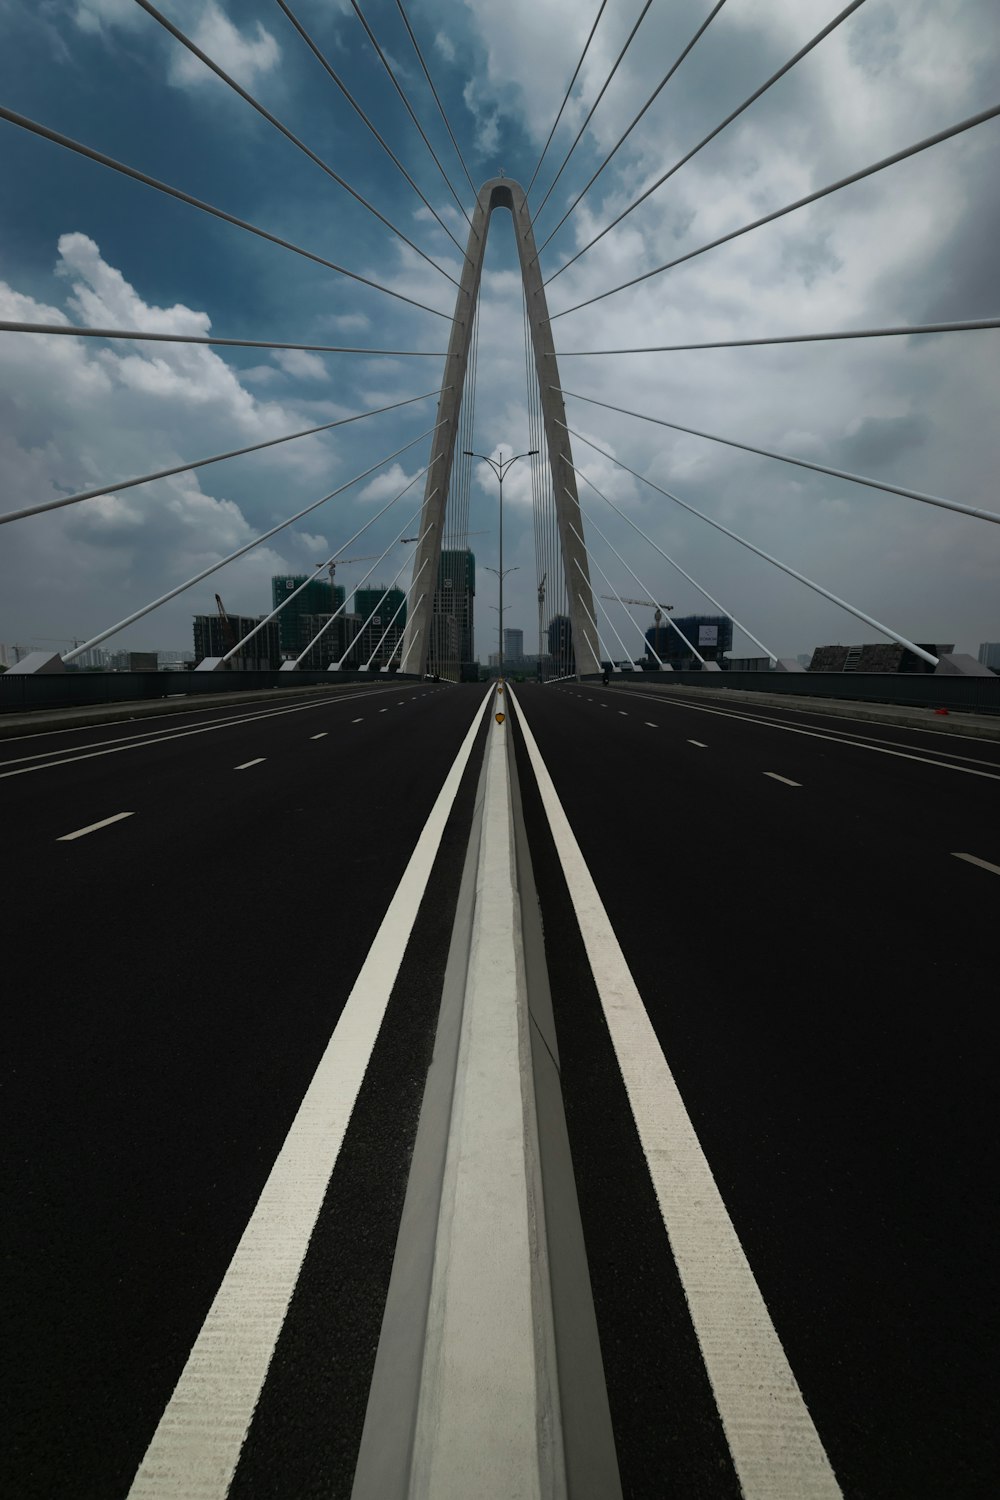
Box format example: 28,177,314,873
0,669,420,714
642,669,1000,714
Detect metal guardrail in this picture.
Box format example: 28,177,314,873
0,668,420,714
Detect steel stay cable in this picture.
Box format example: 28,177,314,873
365,574,429,670
348,0,475,232
570,522,703,662
63,421,446,662
291,497,433,667
0,106,450,320
571,547,644,666
567,512,671,669
272,0,470,263
0,320,446,355
394,0,477,197
545,0,868,285
555,385,1000,524
382,593,425,669
132,0,459,288
576,490,778,662
551,317,1000,354
551,101,1000,311
223,458,438,661
561,421,940,666
532,0,730,262
526,0,608,196
335,517,435,667
1,387,445,526
572,569,610,664
532,0,653,226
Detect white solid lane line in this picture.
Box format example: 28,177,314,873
311,733,328,740
688,740,707,748
57,811,134,842
510,687,841,1500
764,772,801,787
0,685,420,780
234,758,266,771
607,688,1000,782
952,851,1000,876
127,687,495,1500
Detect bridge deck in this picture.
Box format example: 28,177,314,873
2,682,996,1498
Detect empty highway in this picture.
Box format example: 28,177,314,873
2,680,996,1498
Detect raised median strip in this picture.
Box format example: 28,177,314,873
353,700,620,1500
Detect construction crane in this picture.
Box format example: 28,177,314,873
601,595,674,660
214,593,238,655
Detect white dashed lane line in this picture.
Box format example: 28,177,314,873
353,718,363,724
235,758,266,771
764,772,801,787
952,852,1000,876
645,722,657,728
380,708,389,714
311,733,328,740
688,740,707,748
57,811,134,842
619,711,628,716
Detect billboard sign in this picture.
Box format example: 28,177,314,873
699,625,718,646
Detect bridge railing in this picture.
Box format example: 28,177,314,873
0,670,419,715
621,670,1000,716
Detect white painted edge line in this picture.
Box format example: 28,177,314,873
310,733,328,740
952,851,1000,876
234,758,266,771
608,688,1000,782
0,684,416,780
509,687,842,1500
763,772,801,787
688,740,707,748
127,686,495,1500
57,811,134,842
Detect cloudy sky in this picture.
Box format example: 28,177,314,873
0,0,997,662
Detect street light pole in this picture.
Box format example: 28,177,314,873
463,446,537,676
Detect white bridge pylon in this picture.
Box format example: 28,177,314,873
401,178,601,680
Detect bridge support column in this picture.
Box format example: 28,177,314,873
400,178,599,680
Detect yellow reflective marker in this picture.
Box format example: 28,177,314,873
497,684,504,695
495,712,505,725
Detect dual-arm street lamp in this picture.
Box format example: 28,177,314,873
463,447,538,676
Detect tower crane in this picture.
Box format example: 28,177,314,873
214,593,238,655
601,595,674,660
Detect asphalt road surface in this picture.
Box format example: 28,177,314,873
2,680,996,1498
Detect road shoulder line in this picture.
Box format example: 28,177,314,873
126,688,494,1500
509,686,841,1500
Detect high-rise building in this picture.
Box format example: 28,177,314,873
193,614,281,669
503,627,524,663
977,642,1000,670
647,614,733,665
271,575,345,659
547,614,574,675
297,612,360,669
430,549,475,677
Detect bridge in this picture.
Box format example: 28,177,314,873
1,4,998,1498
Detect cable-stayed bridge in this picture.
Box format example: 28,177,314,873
1,3,998,1497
